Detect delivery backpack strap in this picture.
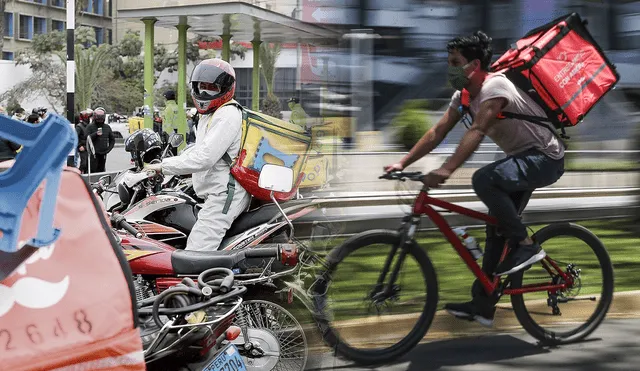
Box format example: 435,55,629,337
217,99,244,215
459,88,569,147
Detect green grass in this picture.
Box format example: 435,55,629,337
309,219,639,321
565,160,637,171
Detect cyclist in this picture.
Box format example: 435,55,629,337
384,30,565,327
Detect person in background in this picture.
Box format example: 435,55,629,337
76,109,92,174
186,108,197,144
288,97,308,129
26,113,40,124
85,108,115,172
32,107,47,122
0,106,21,161
161,90,180,155
11,108,25,121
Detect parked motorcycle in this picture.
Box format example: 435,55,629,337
101,130,184,212
139,267,247,370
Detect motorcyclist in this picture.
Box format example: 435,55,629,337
76,109,93,173
86,107,116,172
161,90,180,156
144,58,251,252
32,107,47,122
384,31,565,327
288,97,308,129
11,108,26,121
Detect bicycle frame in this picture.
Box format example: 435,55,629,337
407,188,573,297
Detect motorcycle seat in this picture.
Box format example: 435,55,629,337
171,249,245,275
225,199,309,237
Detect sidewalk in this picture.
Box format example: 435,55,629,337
322,290,640,348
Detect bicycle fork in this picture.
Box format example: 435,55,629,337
373,216,421,301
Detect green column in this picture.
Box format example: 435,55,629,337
221,15,232,62
251,40,261,111
143,18,156,130
221,34,232,62
176,22,189,150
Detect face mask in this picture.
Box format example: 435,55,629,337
447,62,474,91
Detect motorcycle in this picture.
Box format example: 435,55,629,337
101,132,185,212
139,267,247,370
138,253,310,371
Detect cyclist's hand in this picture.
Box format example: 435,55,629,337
422,167,451,189
384,163,404,173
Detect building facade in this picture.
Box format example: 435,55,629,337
2,0,113,61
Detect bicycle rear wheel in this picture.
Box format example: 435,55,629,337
509,222,614,345
310,230,438,365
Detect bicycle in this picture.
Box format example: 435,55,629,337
310,171,614,365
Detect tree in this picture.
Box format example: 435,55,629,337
259,42,282,118
0,32,67,112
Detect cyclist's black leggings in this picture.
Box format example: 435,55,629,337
470,148,565,304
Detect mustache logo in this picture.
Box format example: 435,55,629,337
0,242,71,318
0,276,70,318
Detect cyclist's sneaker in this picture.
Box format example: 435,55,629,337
444,301,495,327
494,242,546,276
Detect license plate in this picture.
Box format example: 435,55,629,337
203,344,247,371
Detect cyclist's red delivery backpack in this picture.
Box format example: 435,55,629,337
464,12,620,139
0,165,144,371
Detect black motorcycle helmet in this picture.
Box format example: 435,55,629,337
125,128,163,169
93,107,106,124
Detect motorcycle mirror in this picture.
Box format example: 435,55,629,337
258,164,294,193
86,135,96,156
117,183,131,206
98,175,112,186
170,133,184,148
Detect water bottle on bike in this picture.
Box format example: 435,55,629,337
453,227,483,260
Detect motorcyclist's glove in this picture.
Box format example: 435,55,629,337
143,163,163,175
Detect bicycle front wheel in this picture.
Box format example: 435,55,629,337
509,222,614,345
310,230,438,365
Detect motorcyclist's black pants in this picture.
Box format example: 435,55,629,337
91,153,107,173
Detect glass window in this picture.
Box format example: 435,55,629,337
2,51,14,61
52,20,65,32
3,13,13,38
34,17,47,35
19,15,34,40
52,0,65,7
94,27,104,45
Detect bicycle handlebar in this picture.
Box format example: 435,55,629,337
379,171,425,182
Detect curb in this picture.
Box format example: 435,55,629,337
324,290,640,347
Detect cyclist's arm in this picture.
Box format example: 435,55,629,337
400,106,461,169
441,97,506,172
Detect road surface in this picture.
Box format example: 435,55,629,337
308,318,640,370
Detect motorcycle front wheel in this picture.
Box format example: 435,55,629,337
233,299,308,371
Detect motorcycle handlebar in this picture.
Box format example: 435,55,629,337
110,213,142,238
244,246,280,259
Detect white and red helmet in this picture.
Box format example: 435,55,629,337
190,58,236,115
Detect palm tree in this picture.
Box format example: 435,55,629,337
74,27,111,111
259,42,282,118
75,44,111,111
